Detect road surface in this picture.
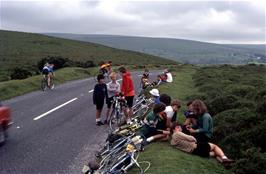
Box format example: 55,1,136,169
0,71,159,174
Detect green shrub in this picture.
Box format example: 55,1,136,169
10,67,32,80
233,150,266,174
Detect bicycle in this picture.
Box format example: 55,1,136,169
41,75,54,91
85,135,145,174
132,95,153,119
109,96,127,131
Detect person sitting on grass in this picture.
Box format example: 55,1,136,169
183,100,198,126
163,69,173,83
93,74,108,126
170,122,235,168
164,99,182,126
186,99,213,143
149,88,160,104
139,103,170,144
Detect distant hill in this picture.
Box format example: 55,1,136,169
0,30,176,78
45,33,266,65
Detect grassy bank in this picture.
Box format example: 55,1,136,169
0,67,97,100
130,64,266,174
0,30,177,80
130,65,232,174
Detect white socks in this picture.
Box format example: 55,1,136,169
147,137,154,142
222,156,228,159
96,118,101,122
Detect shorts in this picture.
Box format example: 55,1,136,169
192,142,211,157
106,97,114,109
95,100,104,110
139,124,161,138
125,96,134,108
42,69,49,75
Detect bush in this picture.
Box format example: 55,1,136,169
207,95,239,115
10,67,32,80
37,56,96,71
227,85,256,98
233,150,266,174
213,108,258,143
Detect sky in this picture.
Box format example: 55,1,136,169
1,0,265,44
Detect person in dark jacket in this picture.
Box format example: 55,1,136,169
93,74,108,126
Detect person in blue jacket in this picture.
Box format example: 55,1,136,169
93,74,108,126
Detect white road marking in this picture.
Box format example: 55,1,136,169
138,75,142,77
88,90,94,93
33,98,78,121
117,78,122,82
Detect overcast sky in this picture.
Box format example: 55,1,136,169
1,0,265,44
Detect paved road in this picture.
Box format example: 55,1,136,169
0,71,159,174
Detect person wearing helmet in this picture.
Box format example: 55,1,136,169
141,73,150,89
149,89,160,104
42,62,54,89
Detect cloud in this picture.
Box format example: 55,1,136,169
1,0,265,44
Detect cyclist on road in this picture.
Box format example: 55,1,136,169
99,61,112,78
42,62,54,89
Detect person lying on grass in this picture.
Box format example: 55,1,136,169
170,122,235,168
139,102,170,144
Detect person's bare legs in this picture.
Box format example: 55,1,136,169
209,143,232,163
106,108,111,122
96,110,102,120
128,107,133,120
47,75,51,87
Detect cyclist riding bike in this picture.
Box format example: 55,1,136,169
99,62,111,78
42,63,54,89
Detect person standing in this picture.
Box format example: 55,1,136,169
93,74,108,126
105,72,120,124
118,66,135,124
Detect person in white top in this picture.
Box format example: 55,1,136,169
164,99,182,127
105,72,120,124
164,69,173,83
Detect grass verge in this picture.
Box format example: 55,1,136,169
129,65,232,174
0,64,177,100
0,67,98,100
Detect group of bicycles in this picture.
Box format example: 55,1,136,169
83,94,154,174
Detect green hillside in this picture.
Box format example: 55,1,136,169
45,33,266,65
130,64,266,174
0,30,176,80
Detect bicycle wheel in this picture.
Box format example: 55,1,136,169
133,105,149,119
41,77,48,91
109,110,123,131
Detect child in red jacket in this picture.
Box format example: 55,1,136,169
118,66,135,124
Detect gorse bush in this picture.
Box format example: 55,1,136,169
189,64,266,173
10,67,32,80
37,56,96,71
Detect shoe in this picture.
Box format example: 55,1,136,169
104,120,108,125
222,158,235,164
222,158,235,169
96,121,104,126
